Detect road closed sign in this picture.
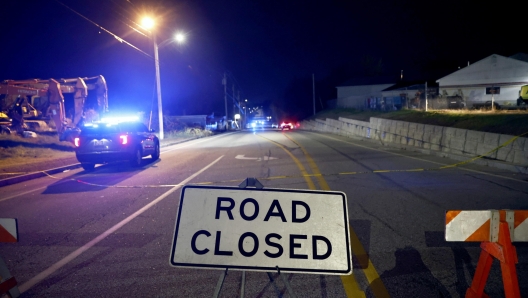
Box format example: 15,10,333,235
170,185,352,275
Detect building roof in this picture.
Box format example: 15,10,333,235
382,80,438,91
337,75,398,87
436,54,528,86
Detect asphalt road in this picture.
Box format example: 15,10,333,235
1,129,528,297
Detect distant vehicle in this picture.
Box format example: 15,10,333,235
280,121,294,130
271,123,278,128
74,118,159,171
447,96,465,109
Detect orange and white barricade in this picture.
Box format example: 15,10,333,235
445,210,528,298
0,218,20,298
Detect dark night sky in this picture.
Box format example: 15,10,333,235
1,0,526,120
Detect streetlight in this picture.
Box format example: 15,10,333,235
141,17,186,140
175,32,185,43
141,16,164,139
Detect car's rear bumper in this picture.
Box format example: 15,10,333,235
76,151,133,164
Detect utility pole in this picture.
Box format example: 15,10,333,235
232,83,236,119
312,73,316,116
237,90,242,128
153,34,164,139
425,81,428,111
492,93,495,111
223,72,227,126
238,91,241,114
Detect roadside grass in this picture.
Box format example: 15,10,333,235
0,146,75,169
0,133,76,169
0,133,75,150
0,127,214,168
309,108,528,136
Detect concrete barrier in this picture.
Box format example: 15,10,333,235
476,132,500,159
442,127,467,155
300,116,528,166
464,130,485,155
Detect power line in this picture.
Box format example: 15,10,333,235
108,0,148,37
54,0,152,59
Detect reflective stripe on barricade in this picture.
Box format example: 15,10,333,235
445,210,528,242
0,218,18,243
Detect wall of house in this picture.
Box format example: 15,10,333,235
336,84,394,109
437,54,528,108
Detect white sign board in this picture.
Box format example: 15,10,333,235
170,185,352,275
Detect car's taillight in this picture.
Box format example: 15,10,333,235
74,137,80,147
120,135,128,145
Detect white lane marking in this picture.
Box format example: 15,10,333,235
316,132,528,184
18,155,225,293
0,186,47,203
235,154,278,161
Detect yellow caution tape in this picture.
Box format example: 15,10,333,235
5,131,528,189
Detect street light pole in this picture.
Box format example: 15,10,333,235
152,33,164,139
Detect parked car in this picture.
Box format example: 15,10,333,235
447,96,466,109
74,120,160,170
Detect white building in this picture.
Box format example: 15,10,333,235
336,76,396,109
436,54,528,109
381,81,439,110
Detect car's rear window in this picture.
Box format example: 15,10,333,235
80,124,119,135
80,122,148,135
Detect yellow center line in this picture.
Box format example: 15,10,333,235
256,133,369,298
282,132,390,298
282,133,331,190
255,134,316,190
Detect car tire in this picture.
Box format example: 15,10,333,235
151,142,160,160
81,163,95,171
130,146,142,167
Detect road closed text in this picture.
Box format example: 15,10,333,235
171,186,352,274
190,197,332,259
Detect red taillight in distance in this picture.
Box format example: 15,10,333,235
74,137,80,147
119,135,128,145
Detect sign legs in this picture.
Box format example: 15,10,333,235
212,178,297,298
212,268,228,298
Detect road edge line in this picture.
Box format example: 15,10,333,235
18,155,224,293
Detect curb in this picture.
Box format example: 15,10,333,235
0,163,82,188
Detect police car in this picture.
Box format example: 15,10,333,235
74,117,160,170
